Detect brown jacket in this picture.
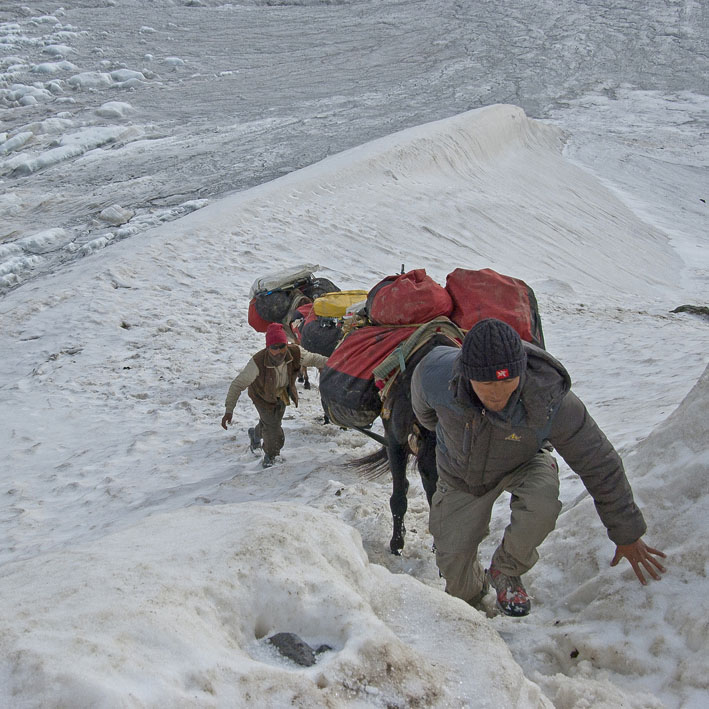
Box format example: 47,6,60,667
225,345,328,413
248,345,302,408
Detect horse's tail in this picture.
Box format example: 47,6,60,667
348,446,390,480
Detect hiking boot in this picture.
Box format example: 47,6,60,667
248,427,261,452
262,454,274,469
486,567,531,617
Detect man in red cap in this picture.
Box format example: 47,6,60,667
221,323,329,467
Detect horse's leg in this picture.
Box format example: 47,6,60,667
387,440,409,555
416,427,438,506
298,366,311,389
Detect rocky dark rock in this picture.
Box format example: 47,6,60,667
671,305,709,319
267,632,316,667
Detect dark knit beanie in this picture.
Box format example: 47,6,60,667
460,318,527,381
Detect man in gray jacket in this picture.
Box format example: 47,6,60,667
411,318,665,616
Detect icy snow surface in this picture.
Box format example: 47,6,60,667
1,0,707,291
1,1,708,708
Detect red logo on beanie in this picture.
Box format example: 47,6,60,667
496,368,510,380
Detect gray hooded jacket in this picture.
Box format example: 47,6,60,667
411,343,646,546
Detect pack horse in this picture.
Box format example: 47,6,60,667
320,267,545,554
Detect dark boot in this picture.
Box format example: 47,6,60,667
262,453,274,468
248,427,261,452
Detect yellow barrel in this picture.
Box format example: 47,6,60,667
313,290,368,318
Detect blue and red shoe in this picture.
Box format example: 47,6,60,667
486,567,531,617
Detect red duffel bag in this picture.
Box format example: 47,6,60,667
247,298,272,333
319,325,416,428
367,269,453,326
445,268,545,347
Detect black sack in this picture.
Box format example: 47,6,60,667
252,290,294,323
300,317,342,357
301,278,340,301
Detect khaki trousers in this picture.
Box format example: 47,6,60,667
253,400,286,458
429,451,561,604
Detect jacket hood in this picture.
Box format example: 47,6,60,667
518,342,571,424
522,341,571,392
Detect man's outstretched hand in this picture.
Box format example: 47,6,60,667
221,412,232,430
611,538,666,585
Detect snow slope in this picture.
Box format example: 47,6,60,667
1,105,708,707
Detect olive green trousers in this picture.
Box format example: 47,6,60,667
253,399,287,458
429,451,561,604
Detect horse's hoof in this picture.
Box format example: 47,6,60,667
389,540,404,555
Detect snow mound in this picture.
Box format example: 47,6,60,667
533,363,709,707
0,503,550,708
175,104,681,300
95,101,135,119
1,126,131,176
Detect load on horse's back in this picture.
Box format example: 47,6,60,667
298,290,368,356
246,264,344,389
247,263,341,334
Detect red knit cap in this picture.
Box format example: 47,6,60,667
265,323,288,347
